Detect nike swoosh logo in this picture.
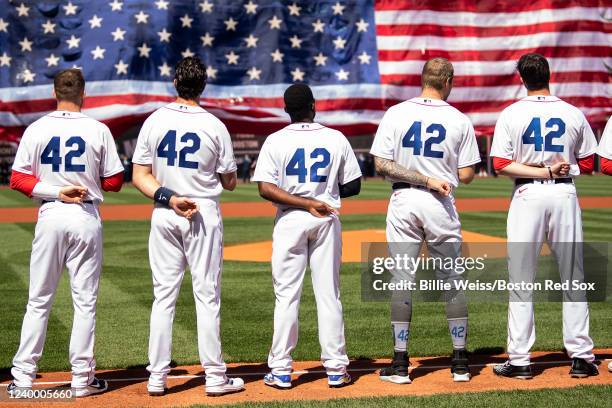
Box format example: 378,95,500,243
518,188,527,193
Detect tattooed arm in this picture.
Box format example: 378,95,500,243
374,156,451,196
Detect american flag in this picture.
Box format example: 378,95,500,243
0,0,610,143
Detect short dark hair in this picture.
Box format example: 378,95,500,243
421,58,454,91
54,69,85,104
174,57,207,100
284,84,314,122
517,53,550,91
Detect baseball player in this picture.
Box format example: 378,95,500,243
8,69,124,397
131,57,244,396
597,118,612,373
253,84,361,389
491,53,598,379
370,58,481,384
597,117,612,176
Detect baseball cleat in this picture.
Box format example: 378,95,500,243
569,358,599,378
379,351,411,384
493,361,533,379
6,382,31,398
74,377,108,397
608,360,612,373
206,377,245,396
263,373,292,389
147,383,168,396
328,373,352,388
451,348,471,382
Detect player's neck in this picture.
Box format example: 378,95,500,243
526,88,551,97
56,101,81,113
419,88,445,101
175,97,200,107
291,119,314,124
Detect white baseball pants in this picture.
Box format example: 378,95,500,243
267,209,349,376
386,187,462,243
12,201,102,389
506,181,594,366
147,199,227,388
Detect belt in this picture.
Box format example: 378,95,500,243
514,178,572,187
392,182,429,191
42,200,94,204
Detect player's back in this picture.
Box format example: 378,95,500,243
255,123,360,208
134,103,235,199
14,111,121,203
495,96,594,166
372,97,479,187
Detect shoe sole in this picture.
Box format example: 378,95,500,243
570,373,597,378
206,386,245,397
452,372,471,382
264,381,292,390
75,386,108,398
380,375,412,384
148,390,166,396
328,381,351,388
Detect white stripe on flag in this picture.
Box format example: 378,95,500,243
376,32,612,51
375,7,607,27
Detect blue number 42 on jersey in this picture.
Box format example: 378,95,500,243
285,147,330,183
41,136,86,172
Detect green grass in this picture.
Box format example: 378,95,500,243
217,385,612,408
0,175,610,207
198,385,612,408
0,211,611,373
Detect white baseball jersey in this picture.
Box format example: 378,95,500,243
370,97,481,188
252,122,362,208
490,95,597,169
12,110,124,202
597,117,612,160
132,102,237,198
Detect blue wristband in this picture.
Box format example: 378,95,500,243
154,187,176,207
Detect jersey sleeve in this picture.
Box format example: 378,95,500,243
132,118,153,165
458,120,481,168
339,136,362,185
100,126,124,177
597,119,612,160
11,128,35,175
251,138,279,185
575,113,598,159
215,121,237,174
370,110,396,159
490,110,514,159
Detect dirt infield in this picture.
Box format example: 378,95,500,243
2,350,610,408
1,196,612,223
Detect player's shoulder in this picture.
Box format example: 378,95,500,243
445,104,472,125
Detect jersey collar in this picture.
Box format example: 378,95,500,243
521,95,561,102
409,97,449,107
47,110,87,119
165,102,207,113
285,122,325,131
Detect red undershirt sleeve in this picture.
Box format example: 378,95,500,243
10,170,39,197
601,158,612,176
101,172,124,192
492,157,513,171
577,155,594,175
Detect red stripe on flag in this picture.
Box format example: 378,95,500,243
380,71,611,87
377,46,611,62
376,20,611,37
374,0,603,12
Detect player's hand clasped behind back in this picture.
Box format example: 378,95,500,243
550,161,570,177
59,186,88,203
427,178,452,197
169,196,199,220
306,199,339,218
